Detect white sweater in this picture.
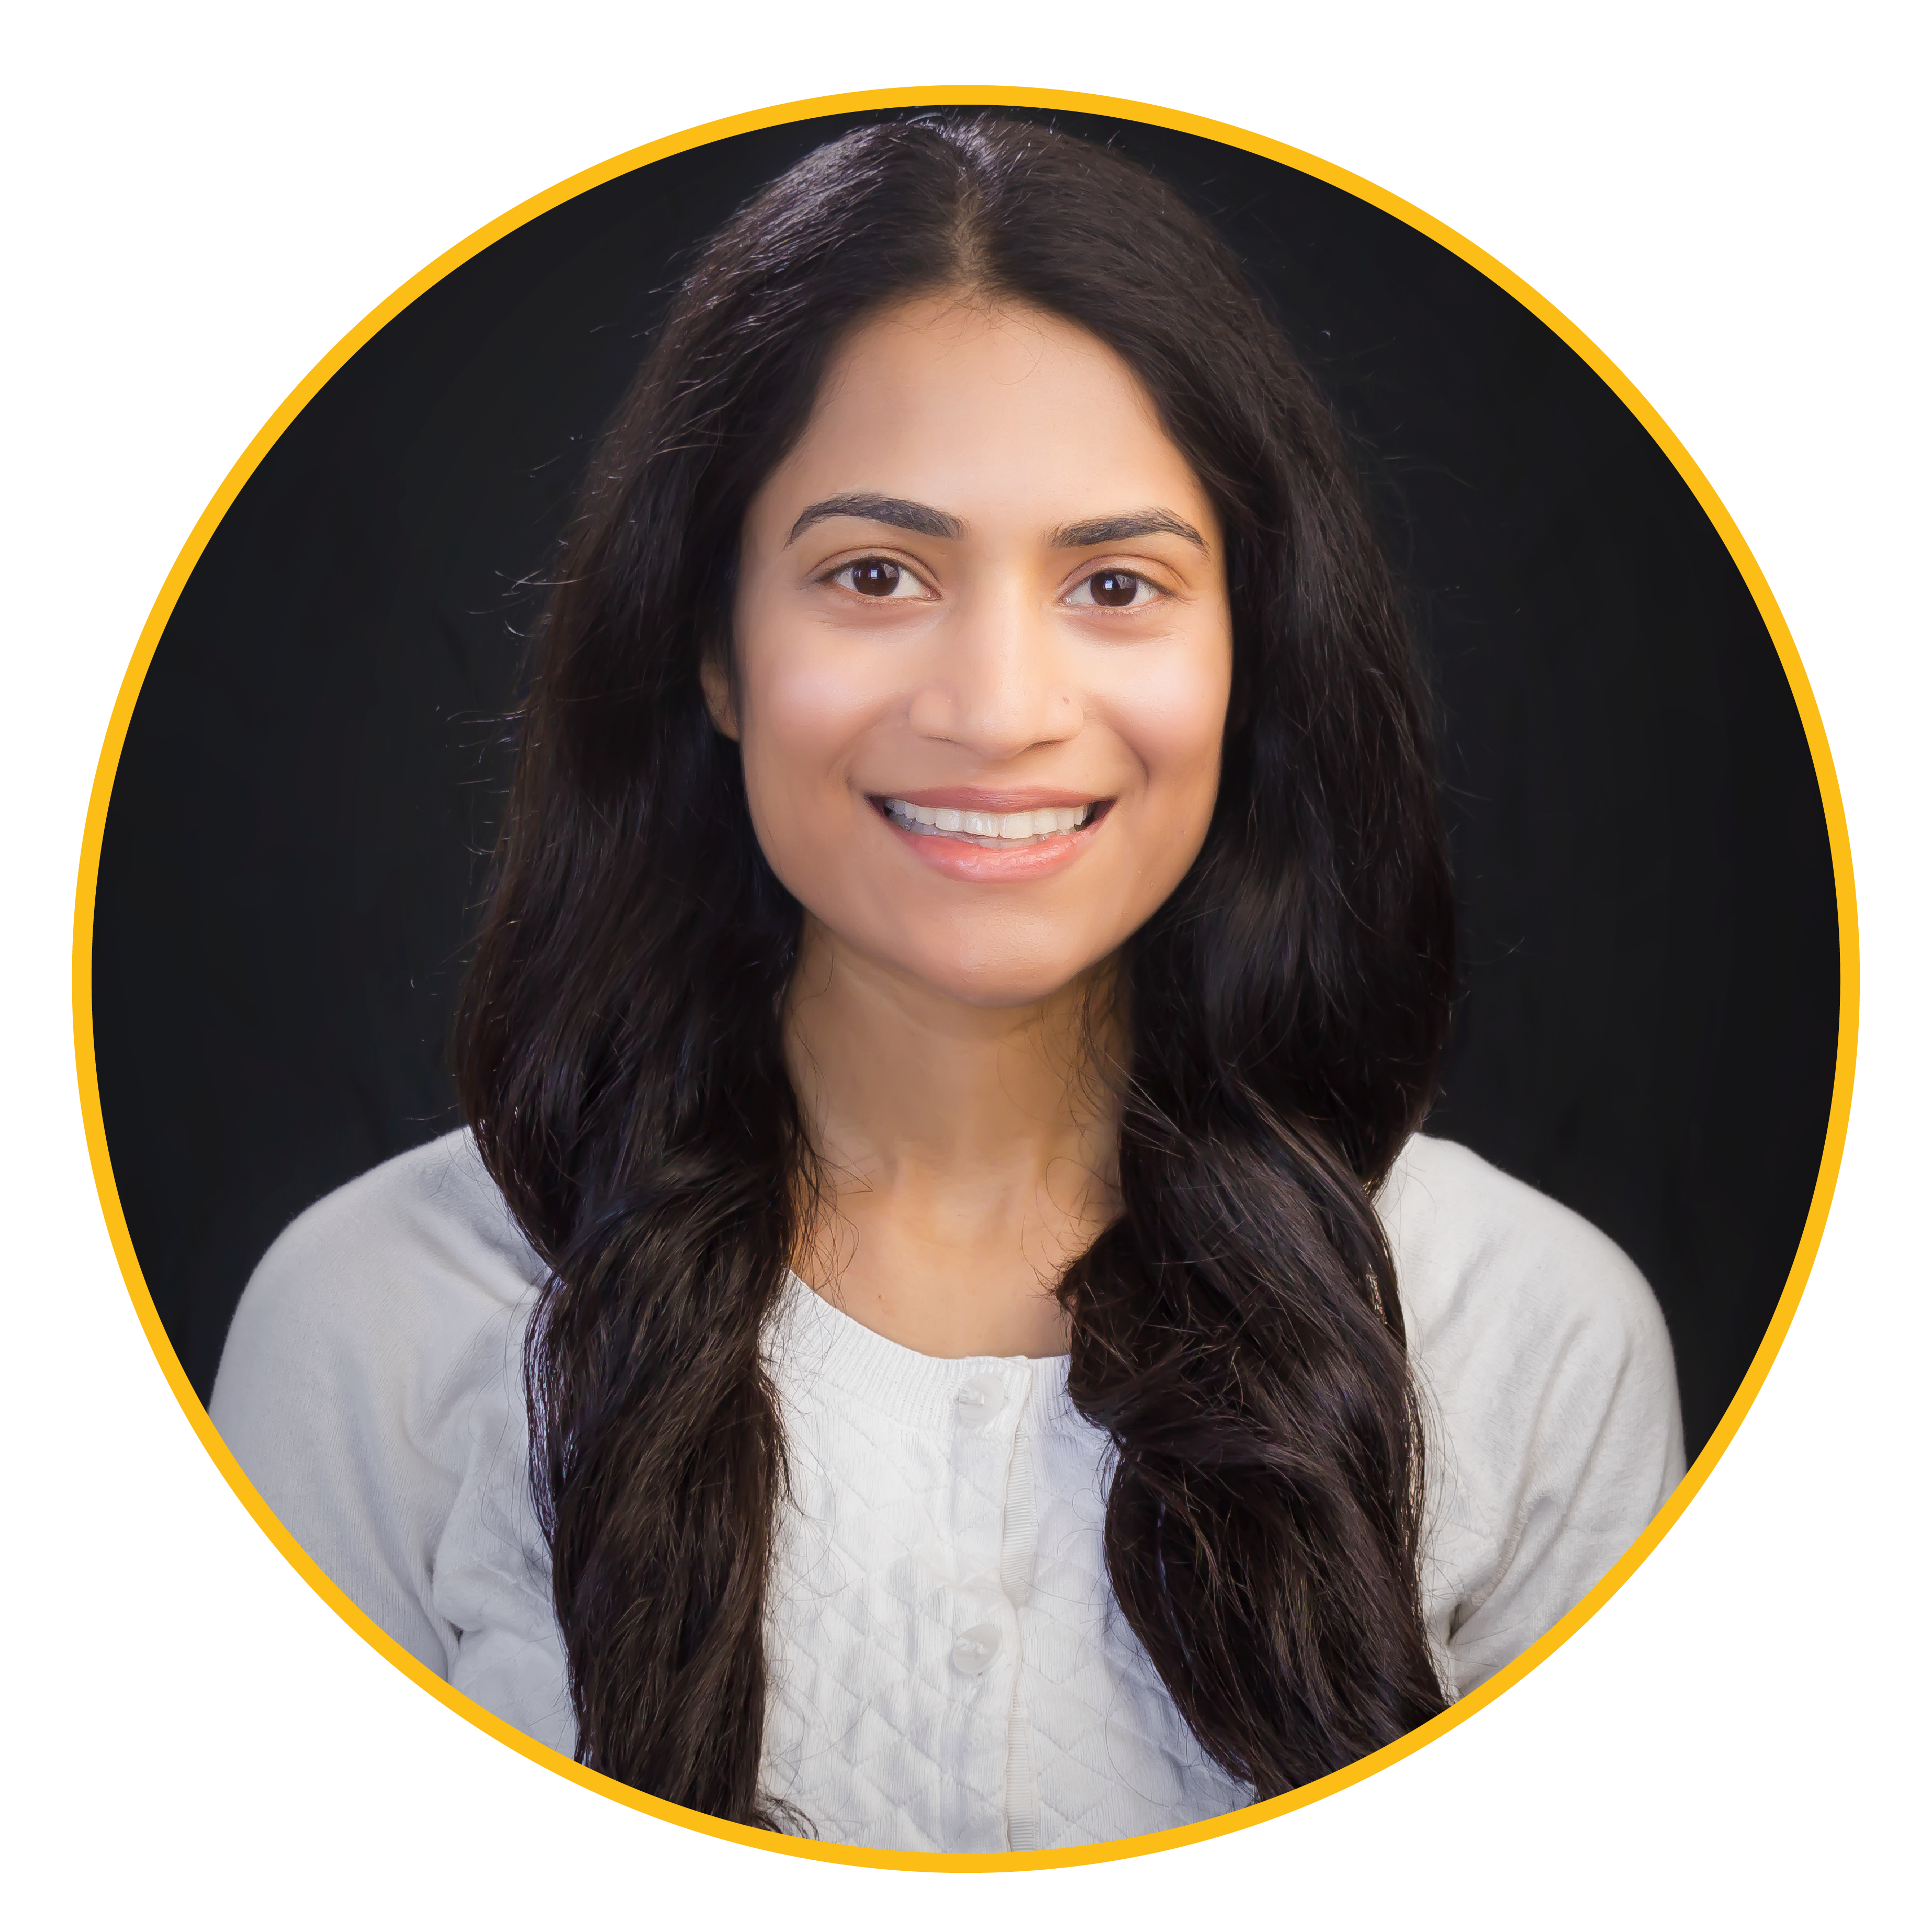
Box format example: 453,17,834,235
210,1130,1684,1852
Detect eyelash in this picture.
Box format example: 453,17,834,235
822,557,1170,608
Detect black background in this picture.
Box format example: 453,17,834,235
92,108,1840,1458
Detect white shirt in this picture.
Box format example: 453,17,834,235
210,1129,1684,1852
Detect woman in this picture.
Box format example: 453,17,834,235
211,115,1683,1853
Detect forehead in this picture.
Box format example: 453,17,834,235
749,295,1215,543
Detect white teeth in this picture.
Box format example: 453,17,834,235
882,798,1098,846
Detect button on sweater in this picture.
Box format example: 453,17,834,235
210,1129,1685,1852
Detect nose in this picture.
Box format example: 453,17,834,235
905,583,1082,759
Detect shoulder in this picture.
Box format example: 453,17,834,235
248,1127,538,1287
208,1130,548,1676
1381,1136,1685,1691
211,1129,544,1456
1379,1132,1674,1404
228,1129,540,1343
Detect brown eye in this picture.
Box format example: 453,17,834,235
1087,570,1142,607
847,558,903,597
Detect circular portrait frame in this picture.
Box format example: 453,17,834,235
71,84,1858,1871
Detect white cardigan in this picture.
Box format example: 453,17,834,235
210,1130,1684,1852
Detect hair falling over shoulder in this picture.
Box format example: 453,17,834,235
453,114,1457,1826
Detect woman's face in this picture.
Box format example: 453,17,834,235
719,295,1233,1010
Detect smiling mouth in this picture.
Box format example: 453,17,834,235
878,797,1105,848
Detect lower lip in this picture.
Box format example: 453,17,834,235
879,809,1105,882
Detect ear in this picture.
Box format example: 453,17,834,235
698,656,740,741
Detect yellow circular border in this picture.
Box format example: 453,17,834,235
71,86,1859,1872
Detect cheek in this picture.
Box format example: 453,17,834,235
731,618,900,911
1104,641,1232,816
750,660,868,781
736,616,890,800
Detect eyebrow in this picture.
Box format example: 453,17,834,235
784,494,1210,556
1051,509,1208,553
786,493,965,545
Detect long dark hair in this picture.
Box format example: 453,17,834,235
454,114,1456,1828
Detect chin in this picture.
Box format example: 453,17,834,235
898,939,1111,1012
951,974,1091,1012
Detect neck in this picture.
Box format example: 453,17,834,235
783,917,1123,1358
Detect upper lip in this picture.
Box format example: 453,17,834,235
872,787,1109,810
